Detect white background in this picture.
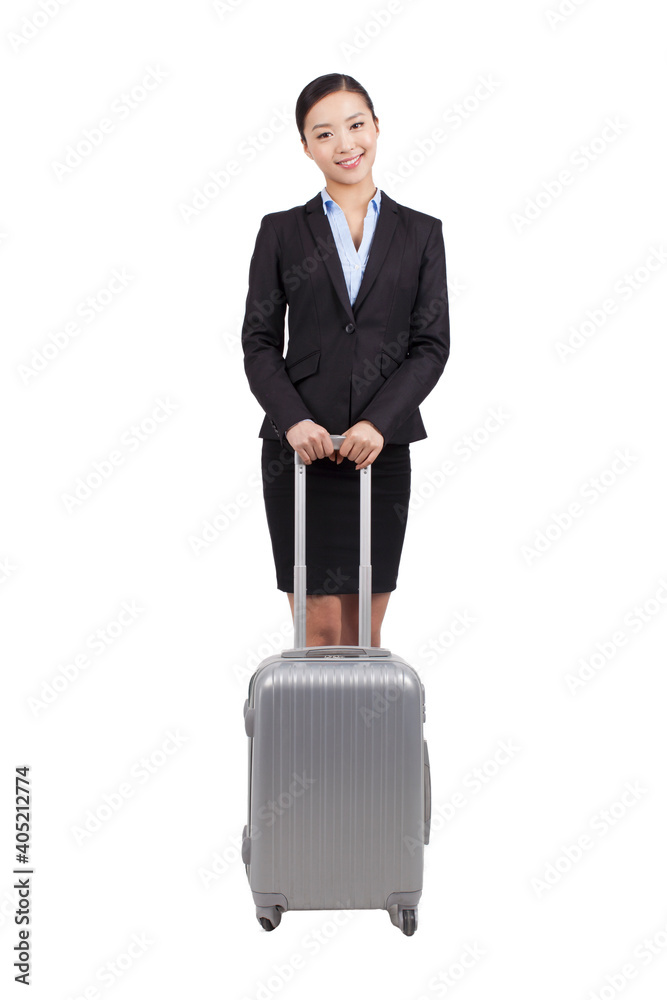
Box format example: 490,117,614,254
2,0,666,997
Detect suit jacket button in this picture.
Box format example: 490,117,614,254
345,323,355,334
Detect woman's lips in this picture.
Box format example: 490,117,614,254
336,153,363,169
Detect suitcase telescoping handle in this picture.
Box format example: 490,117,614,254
293,434,372,649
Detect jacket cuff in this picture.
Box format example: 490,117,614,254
270,413,315,448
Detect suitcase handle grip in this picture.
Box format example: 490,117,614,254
293,433,372,649
282,646,389,658
292,434,345,462
292,434,347,459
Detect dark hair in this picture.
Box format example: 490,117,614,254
295,73,377,145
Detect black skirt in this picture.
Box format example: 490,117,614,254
261,439,411,595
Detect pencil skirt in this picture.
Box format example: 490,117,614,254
260,439,412,595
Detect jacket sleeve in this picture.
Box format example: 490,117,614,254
357,218,450,443
241,215,315,445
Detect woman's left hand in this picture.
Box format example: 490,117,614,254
331,421,384,469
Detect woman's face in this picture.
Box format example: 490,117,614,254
302,90,379,188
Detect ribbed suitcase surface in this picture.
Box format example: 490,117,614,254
244,655,426,912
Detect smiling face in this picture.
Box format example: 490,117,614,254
301,89,379,189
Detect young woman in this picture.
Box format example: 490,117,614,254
241,73,450,647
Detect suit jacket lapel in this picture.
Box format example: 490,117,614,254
304,189,399,323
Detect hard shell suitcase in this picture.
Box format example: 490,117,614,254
242,435,431,935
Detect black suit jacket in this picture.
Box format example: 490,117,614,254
241,188,450,447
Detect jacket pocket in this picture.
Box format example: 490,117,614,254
286,348,320,383
379,350,401,378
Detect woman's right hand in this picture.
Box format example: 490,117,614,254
285,420,341,465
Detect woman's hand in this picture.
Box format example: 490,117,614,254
335,421,384,470
285,420,336,465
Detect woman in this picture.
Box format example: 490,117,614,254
241,73,450,647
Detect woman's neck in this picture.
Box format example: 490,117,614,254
324,178,377,213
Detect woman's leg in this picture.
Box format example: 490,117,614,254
285,592,392,647
339,592,391,648
286,593,343,646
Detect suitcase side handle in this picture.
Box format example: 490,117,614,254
293,434,372,650
423,739,431,846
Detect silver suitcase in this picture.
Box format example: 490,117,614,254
242,435,431,935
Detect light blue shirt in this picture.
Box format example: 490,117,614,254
299,187,382,428
320,185,381,306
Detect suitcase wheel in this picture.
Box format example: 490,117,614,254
396,906,417,936
256,905,283,931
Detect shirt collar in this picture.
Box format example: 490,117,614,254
320,186,381,216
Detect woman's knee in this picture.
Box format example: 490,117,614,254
306,595,341,634
287,593,342,645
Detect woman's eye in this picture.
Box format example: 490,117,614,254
316,122,364,139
